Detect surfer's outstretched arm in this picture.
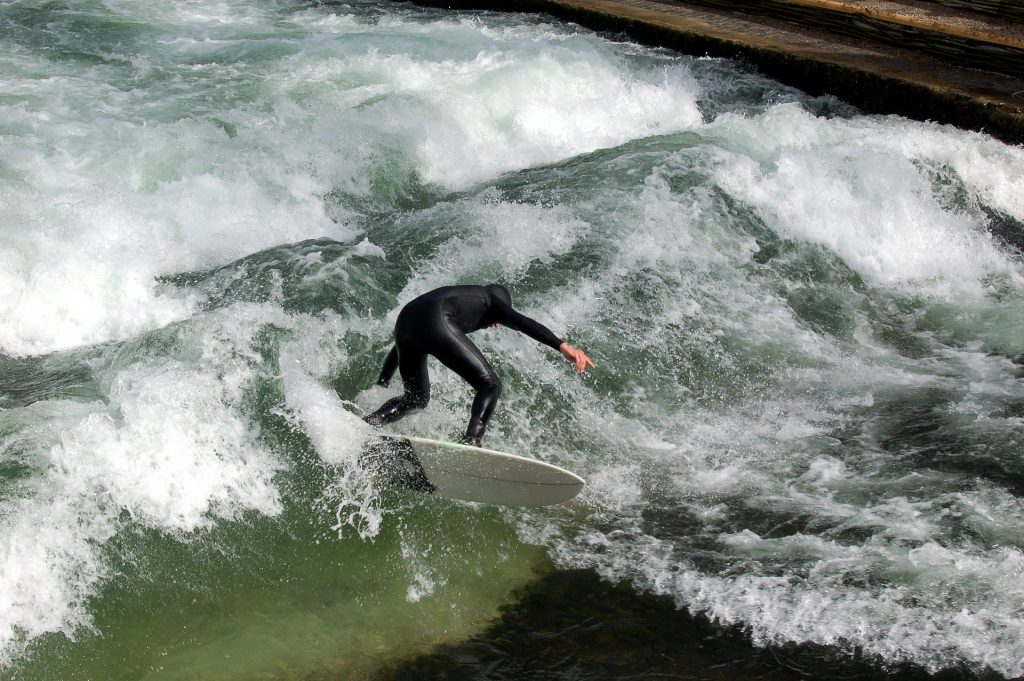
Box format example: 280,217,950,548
487,292,594,373
376,345,399,387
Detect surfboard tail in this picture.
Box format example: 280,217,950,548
360,436,436,493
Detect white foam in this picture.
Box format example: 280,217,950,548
0,490,112,662
0,301,308,665
278,342,383,540
265,16,704,191
539,370,1024,675
0,7,704,357
545,467,1024,676
52,361,281,529
401,49,702,188
709,104,1024,294
0,91,358,356
391,194,590,311
511,116,1024,672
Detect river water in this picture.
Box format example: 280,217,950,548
2,1,1023,679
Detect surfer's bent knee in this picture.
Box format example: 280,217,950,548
476,374,502,399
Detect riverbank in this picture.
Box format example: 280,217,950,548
412,0,1024,145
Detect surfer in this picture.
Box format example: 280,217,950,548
364,284,594,446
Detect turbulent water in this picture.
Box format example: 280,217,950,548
2,1,1024,679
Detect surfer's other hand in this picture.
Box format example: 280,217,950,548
559,342,595,373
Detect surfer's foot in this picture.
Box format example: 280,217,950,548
462,417,486,447
363,414,383,427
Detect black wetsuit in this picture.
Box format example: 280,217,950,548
365,284,563,444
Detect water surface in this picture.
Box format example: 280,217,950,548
1,1,1023,679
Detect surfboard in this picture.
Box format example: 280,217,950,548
360,434,586,507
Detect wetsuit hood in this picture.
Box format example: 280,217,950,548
485,283,512,307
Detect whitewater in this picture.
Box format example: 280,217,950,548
1,1,1023,679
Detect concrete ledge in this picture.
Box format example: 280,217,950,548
413,0,1024,146
679,0,1024,78
928,0,1024,23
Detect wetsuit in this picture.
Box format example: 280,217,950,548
365,284,563,444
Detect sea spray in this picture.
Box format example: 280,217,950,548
278,341,383,539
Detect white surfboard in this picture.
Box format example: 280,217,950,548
361,434,586,507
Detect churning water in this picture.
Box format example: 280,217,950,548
2,1,1023,679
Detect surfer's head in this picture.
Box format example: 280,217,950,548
485,283,512,307
484,284,512,328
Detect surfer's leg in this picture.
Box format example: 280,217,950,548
375,345,399,387
363,349,430,426
431,326,502,446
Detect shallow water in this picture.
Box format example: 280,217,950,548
1,1,1024,679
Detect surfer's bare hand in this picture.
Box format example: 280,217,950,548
559,343,595,373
